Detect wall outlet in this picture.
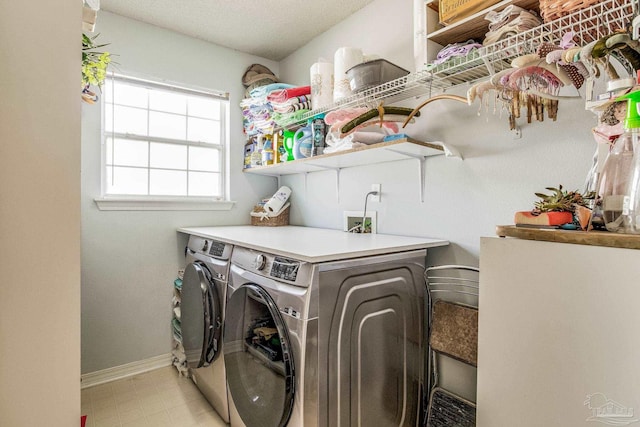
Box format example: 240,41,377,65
371,184,381,202
343,210,377,233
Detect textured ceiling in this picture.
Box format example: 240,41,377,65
100,0,374,61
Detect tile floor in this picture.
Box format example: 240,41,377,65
81,366,228,427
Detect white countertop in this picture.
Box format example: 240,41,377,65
177,225,448,263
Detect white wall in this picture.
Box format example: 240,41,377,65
0,1,81,426
82,0,604,376
279,0,597,267
81,12,278,373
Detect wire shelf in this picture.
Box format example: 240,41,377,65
277,0,635,129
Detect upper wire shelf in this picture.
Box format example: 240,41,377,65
278,0,635,129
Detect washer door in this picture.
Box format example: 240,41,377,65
181,261,222,368
224,283,295,427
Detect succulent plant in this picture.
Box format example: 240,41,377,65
533,185,595,214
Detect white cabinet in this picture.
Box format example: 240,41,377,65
478,237,640,426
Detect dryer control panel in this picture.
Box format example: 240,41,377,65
187,235,232,261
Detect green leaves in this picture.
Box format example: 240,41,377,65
82,33,112,89
533,185,595,213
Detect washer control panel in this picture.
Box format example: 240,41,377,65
270,257,300,282
231,247,312,287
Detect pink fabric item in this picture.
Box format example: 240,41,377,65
324,108,368,125
266,86,311,103
339,119,400,137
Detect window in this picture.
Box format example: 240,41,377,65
99,74,231,210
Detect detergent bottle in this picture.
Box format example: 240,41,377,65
282,130,295,161
293,124,313,160
597,90,640,232
618,90,640,233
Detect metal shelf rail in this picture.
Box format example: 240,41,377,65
278,0,634,129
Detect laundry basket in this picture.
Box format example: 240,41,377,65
250,204,290,226
539,0,602,22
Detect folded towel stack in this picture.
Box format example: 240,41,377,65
483,8,542,46
241,84,313,134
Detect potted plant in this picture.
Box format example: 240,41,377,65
515,185,595,229
81,33,112,103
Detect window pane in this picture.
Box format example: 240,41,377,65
188,117,220,144
104,104,113,131
107,166,148,195
189,172,220,197
150,169,187,195
104,80,113,103
103,76,227,200
105,137,113,165
111,105,148,135
189,146,219,172
113,138,148,167
150,90,187,115
150,142,187,169
113,82,148,108
188,96,220,119
149,111,186,140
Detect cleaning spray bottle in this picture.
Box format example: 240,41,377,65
597,90,640,232
618,90,640,233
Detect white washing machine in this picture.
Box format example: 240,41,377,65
182,235,233,423
223,245,427,427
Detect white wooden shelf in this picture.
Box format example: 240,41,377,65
243,138,450,202
244,138,444,175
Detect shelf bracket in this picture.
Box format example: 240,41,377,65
298,163,344,202
417,156,427,203
385,149,427,202
250,171,282,188
335,168,341,203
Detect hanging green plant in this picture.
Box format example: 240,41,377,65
82,33,112,102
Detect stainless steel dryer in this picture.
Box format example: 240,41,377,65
182,235,233,423
224,245,427,427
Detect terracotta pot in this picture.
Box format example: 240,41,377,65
514,211,573,226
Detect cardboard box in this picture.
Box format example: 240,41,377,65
439,0,501,25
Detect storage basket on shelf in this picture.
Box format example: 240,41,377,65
439,0,501,25
539,0,602,22
250,204,290,226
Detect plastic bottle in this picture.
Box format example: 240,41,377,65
619,90,640,233
251,135,263,167
597,91,640,232
311,114,327,156
261,135,274,166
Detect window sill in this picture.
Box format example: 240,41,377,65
94,197,236,211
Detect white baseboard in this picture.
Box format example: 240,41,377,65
81,353,173,389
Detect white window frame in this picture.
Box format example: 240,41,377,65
95,73,234,211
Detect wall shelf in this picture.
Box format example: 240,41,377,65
422,0,634,87
425,0,540,47
243,138,445,176
244,138,451,202
276,0,633,131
